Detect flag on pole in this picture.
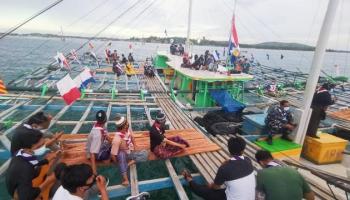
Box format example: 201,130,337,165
70,49,81,65
105,42,111,64
228,14,240,65
0,79,8,94
55,52,70,70
73,67,95,90
88,42,94,49
56,75,81,105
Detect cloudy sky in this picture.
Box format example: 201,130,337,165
0,0,349,49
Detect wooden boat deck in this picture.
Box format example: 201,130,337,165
0,65,347,199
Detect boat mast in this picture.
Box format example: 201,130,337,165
294,0,340,144
185,0,193,53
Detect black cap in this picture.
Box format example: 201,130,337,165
96,110,107,123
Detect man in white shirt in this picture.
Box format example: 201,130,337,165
182,137,256,200
53,164,108,200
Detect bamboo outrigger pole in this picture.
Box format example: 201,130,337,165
294,0,340,144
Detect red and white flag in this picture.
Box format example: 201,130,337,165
70,49,81,65
56,75,81,105
55,52,70,70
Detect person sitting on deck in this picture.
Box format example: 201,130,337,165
53,163,109,200
265,100,297,145
6,129,59,200
11,111,63,156
306,82,336,138
86,110,112,175
149,113,189,159
181,52,191,68
191,54,200,70
182,137,256,200
111,114,148,186
242,58,251,73
255,150,315,200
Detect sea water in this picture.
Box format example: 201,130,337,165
0,35,350,84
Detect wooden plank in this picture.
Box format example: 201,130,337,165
165,159,189,200
127,105,139,196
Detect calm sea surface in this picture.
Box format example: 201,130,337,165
0,35,349,83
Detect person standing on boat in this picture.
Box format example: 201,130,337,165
121,54,128,64
6,129,58,200
265,100,296,144
182,137,256,200
306,82,335,138
255,150,315,200
86,110,112,175
149,113,189,159
112,50,118,62
128,53,134,63
53,164,109,200
178,44,184,55
111,114,148,186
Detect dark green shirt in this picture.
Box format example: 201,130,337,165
257,166,311,200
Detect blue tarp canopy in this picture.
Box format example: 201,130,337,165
210,90,246,113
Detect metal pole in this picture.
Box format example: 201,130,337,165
294,0,340,144
185,0,193,53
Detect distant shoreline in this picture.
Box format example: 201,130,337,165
3,32,350,53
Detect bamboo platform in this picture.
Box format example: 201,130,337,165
0,62,348,199
59,129,220,164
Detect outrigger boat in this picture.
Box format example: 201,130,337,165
1,0,350,199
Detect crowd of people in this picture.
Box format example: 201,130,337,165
106,50,136,78
179,48,253,74
6,111,191,200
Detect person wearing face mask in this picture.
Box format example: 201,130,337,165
6,130,58,200
53,163,109,200
149,113,189,159
10,111,63,156
265,100,297,145
255,150,315,200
